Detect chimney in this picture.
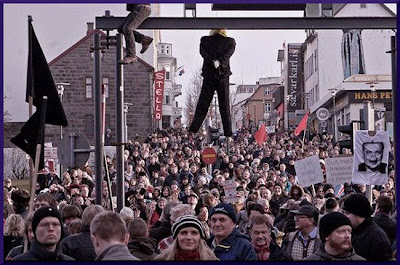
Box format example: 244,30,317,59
87,22,94,35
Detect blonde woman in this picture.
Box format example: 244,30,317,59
4,214,25,259
153,215,218,261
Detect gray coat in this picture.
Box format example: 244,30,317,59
304,245,365,261
95,244,139,261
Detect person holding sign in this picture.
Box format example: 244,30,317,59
352,131,390,185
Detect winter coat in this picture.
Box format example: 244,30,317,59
373,212,397,245
304,244,365,261
207,228,257,260
149,221,172,245
3,235,24,259
351,218,393,261
127,237,157,260
96,244,139,261
60,226,96,261
12,239,74,261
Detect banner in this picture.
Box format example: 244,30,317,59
294,155,324,187
352,130,390,185
287,43,302,112
154,70,166,120
325,157,353,186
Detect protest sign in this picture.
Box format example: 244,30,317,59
223,179,238,204
294,155,324,187
325,156,353,186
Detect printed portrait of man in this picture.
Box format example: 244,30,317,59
358,141,386,173
352,131,390,186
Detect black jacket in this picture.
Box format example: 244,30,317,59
12,239,74,261
352,218,393,261
373,212,397,245
266,241,293,261
127,236,157,260
149,221,172,245
200,34,236,79
60,226,96,261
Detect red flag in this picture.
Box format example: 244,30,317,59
294,110,310,136
254,124,268,145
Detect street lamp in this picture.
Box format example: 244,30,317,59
124,103,133,142
56,83,70,139
328,88,339,141
366,82,378,110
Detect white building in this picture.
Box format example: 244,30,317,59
302,3,395,135
157,43,183,129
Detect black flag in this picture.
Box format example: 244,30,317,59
11,19,68,170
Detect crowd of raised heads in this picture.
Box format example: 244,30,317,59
3,126,396,261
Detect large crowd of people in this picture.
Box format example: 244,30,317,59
3,126,396,261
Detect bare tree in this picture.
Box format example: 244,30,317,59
184,68,204,126
4,149,29,179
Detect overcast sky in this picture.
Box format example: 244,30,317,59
3,3,395,122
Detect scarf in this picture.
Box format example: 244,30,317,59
252,239,271,261
175,249,201,261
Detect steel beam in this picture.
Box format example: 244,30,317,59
212,4,306,11
96,17,396,31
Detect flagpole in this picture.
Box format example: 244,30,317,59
28,96,48,213
27,15,35,205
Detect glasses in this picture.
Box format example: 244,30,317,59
294,215,311,220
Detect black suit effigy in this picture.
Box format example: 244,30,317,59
189,34,236,137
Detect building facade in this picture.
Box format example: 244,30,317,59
303,3,395,136
156,43,183,129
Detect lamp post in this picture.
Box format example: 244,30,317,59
328,88,339,141
366,82,378,110
214,93,218,128
285,95,291,130
304,92,310,140
124,103,133,142
56,83,69,139
56,82,69,180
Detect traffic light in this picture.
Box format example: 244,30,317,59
207,126,220,145
337,121,360,154
338,124,353,154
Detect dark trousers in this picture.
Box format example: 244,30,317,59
189,77,232,137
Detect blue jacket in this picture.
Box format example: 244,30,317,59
208,228,257,260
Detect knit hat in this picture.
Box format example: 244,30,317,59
343,193,372,218
171,215,205,239
323,183,335,193
32,206,62,235
319,212,352,242
210,203,236,223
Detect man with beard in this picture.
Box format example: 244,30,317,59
305,212,365,261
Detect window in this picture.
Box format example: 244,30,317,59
265,103,272,112
86,77,92,98
314,49,318,71
166,71,170,80
162,116,170,129
360,3,366,8
315,84,319,102
164,92,170,105
102,77,109,98
265,87,271,96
